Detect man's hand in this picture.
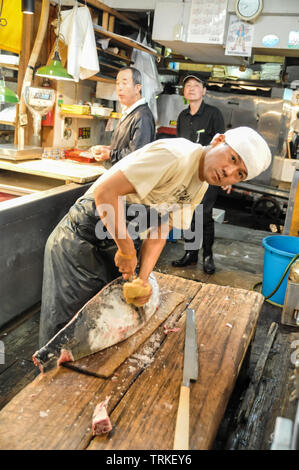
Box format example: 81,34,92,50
90,145,111,162
114,249,138,280
221,184,232,194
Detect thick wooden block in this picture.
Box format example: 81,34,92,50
87,283,263,450
0,274,263,450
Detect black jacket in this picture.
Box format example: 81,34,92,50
177,101,225,145
109,103,156,165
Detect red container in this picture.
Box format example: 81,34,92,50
42,110,54,127
64,148,96,163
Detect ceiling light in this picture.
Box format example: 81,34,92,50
36,51,74,81
0,70,19,104
35,0,74,82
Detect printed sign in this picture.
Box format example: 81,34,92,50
188,0,228,44
225,16,254,57
288,31,299,49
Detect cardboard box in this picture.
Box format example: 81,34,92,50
272,156,299,183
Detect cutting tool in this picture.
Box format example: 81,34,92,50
173,308,198,450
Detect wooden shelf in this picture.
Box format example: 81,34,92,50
0,120,16,127
60,113,94,120
60,113,116,120
88,75,116,84
93,25,158,57
98,61,122,72
0,63,19,71
101,49,132,64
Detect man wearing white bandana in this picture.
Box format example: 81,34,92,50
39,126,271,345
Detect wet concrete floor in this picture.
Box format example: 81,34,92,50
155,222,266,291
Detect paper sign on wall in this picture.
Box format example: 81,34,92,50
288,31,299,49
187,0,228,44
225,16,254,57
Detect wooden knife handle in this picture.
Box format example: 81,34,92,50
173,385,190,450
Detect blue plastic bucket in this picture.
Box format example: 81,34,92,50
262,235,299,305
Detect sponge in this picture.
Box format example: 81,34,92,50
123,278,151,307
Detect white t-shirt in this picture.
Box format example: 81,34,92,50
291,119,299,134
84,138,208,229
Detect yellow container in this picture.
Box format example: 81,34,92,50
60,104,90,115
110,112,122,119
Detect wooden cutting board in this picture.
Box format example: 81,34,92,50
70,289,186,377
0,158,107,183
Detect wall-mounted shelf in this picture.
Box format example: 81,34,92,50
60,113,119,120
0,63,19,71
100,49,132,65
93,25,158,57
60,113,94,120
89,75,116,84
0,120,16,127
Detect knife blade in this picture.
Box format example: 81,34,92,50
183,308,198,385
173,308,198,450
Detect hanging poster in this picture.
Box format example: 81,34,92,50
187,0,228,44
225,15,254,57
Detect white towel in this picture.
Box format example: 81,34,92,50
60,3,99,82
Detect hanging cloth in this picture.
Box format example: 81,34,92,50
131,31,163,122
60,2,99,82
0,0,22,54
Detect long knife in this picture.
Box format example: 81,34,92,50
173,308,198,450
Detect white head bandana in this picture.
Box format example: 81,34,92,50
224,127,272,181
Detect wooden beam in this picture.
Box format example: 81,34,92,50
108,15,115,33
78,0,141,31
15,13,34,145
102,11,109,30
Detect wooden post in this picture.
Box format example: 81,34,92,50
14,13,35,145
17,0,51,147
102,12,109,30
108,15,115,32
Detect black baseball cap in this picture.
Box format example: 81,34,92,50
183,75,206,87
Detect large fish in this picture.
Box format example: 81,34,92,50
32,273,160,374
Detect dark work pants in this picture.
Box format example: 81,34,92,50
39,198,119,347
186,185,219,257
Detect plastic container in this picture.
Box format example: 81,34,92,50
90,106,113,117
262,235,299,305
64,148,96,163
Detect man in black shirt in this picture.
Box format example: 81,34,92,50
172,75,227,274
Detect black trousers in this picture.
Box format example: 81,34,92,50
290,132,299,157
186,185,219,257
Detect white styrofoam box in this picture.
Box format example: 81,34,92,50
272,156,299,182
212,208,225,224
0,55,19,65
91,106,113,117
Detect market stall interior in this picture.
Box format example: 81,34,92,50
0,0,299,451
